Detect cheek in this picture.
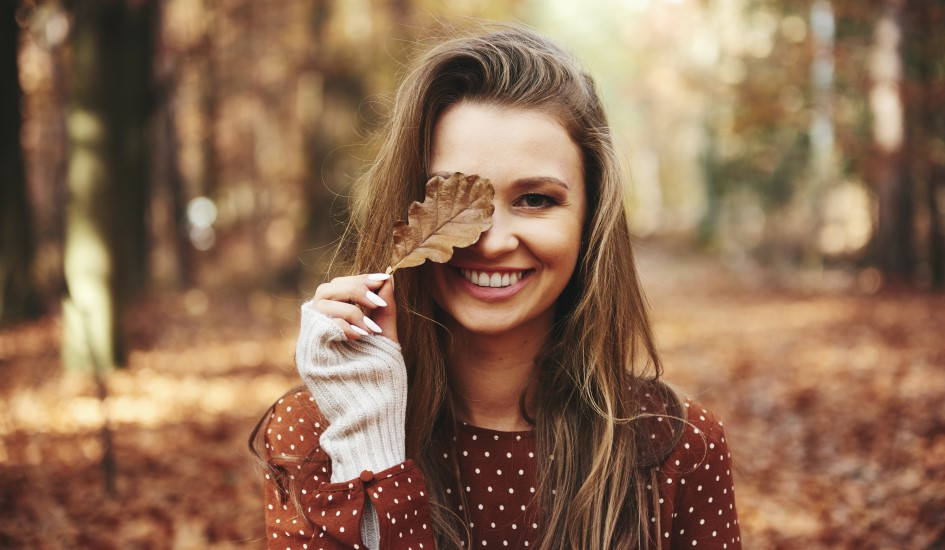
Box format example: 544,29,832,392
546,218,585,310
428,264,452,308
531,220,583,277
561,216,585,260
558,220,585,288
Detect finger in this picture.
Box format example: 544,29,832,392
331,317,368,341
315,300,381,337
367,276,398,343
313,274,391,311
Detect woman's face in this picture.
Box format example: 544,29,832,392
428,102,587,337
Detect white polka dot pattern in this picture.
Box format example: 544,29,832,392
443,423,539,549
262,392,740,549
652,402,741,549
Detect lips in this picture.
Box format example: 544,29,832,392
460,269,526,288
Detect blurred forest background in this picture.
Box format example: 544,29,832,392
1,0,944,548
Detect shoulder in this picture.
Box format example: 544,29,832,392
653,397,736,504
668,400,732,473
627,380,732,471
655,400,741,547
262,387,330,465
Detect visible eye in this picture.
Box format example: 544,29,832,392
516,193,557,209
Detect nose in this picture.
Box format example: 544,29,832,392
470,211,518,259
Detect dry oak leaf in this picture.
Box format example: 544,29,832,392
389,172,495,272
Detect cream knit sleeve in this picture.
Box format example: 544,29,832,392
295,300,408,483
295,301,408,550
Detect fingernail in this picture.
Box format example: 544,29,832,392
368,273,391,281
366,290,387,307
351,325,370,336
363,317,383,334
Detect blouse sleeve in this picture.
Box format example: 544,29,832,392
262,389,436,550
657,401,742,550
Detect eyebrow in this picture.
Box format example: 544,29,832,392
512,176,571,192
428,172,571,192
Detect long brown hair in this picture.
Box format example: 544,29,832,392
253,23,684,549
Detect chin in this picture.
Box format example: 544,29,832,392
458,320,516,336
441,311,510,336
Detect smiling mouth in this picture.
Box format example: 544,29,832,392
459,269,530,288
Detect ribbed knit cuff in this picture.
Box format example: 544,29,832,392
362,500,380,550
296,302,408,483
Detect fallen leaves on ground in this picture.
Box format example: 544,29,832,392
1,247,943,549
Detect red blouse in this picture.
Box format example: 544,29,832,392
262,390,741,549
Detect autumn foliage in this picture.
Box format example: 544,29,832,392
3,0,945,548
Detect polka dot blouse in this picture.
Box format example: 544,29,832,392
262,390,741,549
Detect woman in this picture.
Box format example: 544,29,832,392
252,25,740,550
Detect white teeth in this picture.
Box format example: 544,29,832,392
461,269,526,288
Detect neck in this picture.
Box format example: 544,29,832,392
446,313,552,432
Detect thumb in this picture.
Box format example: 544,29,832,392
369,275,398,344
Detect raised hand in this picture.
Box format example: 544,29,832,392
310,272,398,343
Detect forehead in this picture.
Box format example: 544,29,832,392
428,102,584,194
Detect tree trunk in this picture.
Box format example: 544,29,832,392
869,0,913,283
914,3,945,288
292,1,365,286
928,166,945,289
0,1,40,324
199,3,220,201
62,0,155,371
115,0,157,292
807,0,836,267
162,88,194,287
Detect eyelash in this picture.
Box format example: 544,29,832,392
515,193,558,209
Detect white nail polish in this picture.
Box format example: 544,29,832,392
351,325,370,336
366,291,388,307
368,273,391,281
363,317,383,334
